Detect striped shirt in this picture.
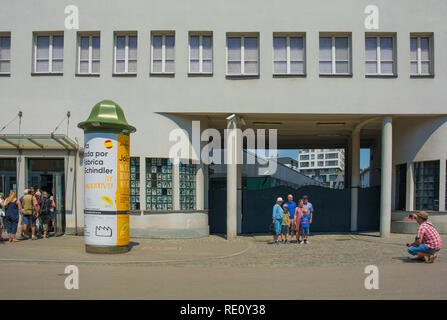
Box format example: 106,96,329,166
417,221,442,250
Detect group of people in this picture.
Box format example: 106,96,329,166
0,187,56,242
272,194,313,245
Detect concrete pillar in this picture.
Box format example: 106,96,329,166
380,117,393,237
172,163,180,210
196,162,204,210
237,164,242,234
15,153,26,238
16,153,26,197
226,118,238,240
439,159,446,212
406,161,414,211
350,129,360,232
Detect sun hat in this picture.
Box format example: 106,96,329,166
283,203,289,207
277,197,283,202
416,211,429,220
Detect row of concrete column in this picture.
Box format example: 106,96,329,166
226,116,394,239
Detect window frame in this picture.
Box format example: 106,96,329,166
410,34,434,77
188,32,213,75
0,33,11,75
77,32,100,76
32,32,64,74
365,33,397,77
319,33,352,76
272,33,306,76
113,32,137,75
226,33,260,76
151,31,175,75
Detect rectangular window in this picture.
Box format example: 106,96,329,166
33,33,64,73
227,34,259,76
410,35,433,76
189,33,212,74
0,33,11,74
130,157,140,210
151,32,175,74
273,34,305,75
319,35,351,75
300,162,309,168
145,158,173,211
395,163,407,210
365,35,395,75
77,33,100,75
414,161,439,211
114,32,137,74
179,162,197,210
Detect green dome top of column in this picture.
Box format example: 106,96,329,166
77,100,136,133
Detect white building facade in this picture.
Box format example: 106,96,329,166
0,0,446,238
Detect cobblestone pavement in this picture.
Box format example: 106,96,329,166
164,232,446,267
0,232,444,267
1,233,446,299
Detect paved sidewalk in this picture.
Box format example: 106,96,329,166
1,233,446,299
0,232,445,267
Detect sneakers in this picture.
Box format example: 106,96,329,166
298,240,303,244
31,235,37,240
304,240,308,244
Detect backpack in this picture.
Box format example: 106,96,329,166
39,197,51,215
22,194,35,214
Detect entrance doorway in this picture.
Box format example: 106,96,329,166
27,158,65,235
0,158,17,196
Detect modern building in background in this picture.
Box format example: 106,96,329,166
296,149,345,188
0,0,446,239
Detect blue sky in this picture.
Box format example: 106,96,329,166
276,148,371,169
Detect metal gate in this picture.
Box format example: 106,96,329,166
208,181,380,234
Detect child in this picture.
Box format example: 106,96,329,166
295,199,304,244
300,208,311,244
280,203,291,244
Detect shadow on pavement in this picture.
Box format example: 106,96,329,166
128,241,140,252
392,256,425,263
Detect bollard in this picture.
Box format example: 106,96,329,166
78,100,136,253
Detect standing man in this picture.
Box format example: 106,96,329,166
21,189,38,240
272,197,284,245
407,211,442,263
302,195,313,225
285,194,297,242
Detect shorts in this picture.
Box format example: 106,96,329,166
39,215,51,232
408,243,439,256
50,211,56,222
23,214,34,226
301,227,310,236
281,225,290,234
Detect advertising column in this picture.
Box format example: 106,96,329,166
78,100,136,253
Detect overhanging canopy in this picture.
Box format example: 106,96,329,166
0,134,78,151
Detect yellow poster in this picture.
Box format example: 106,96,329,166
116,134,130,212
116,214,130,246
